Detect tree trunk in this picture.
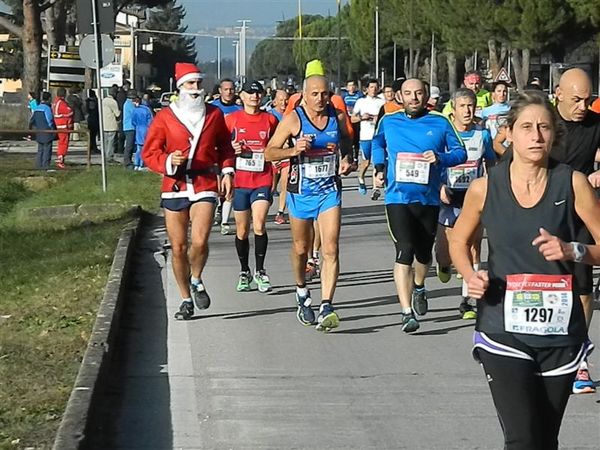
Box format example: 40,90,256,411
511,48,530,91
413,49,421,77
488,39,509,79
22,0,43,98
403,54,409,78
464,54,474,72
447,50,457,92
521,48,530,88
431,41,438,86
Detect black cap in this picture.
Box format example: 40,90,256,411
242,80,264,94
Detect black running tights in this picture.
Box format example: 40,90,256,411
478,350,577,450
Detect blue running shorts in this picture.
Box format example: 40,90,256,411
287,190,341,220
359,140,373,161
161,196,216,211
233,186,272,211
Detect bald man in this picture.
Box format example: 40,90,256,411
265,75,353,332
372,78,466,333
553,67,600,394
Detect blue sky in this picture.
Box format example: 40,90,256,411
180,0,348,62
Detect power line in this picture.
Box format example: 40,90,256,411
135,28,348,40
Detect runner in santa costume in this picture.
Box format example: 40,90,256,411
143,62,235,320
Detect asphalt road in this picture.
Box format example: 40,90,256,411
87,177,600,450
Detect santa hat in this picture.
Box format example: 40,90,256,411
175,62,204,88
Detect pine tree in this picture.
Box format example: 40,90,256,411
145,0,197,90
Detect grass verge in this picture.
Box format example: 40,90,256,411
0,153,161,449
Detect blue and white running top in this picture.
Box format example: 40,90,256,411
287,106,341,196
372,110,467,206
445,125,495,191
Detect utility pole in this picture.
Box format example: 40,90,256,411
130,26,135,89
375,2,379,81
91,0,107,192
216,36,222,80
237,20,251,82
337,0,341,90
233,40,239,79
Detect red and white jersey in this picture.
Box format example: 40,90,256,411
142,103,235,200
225,110,278,189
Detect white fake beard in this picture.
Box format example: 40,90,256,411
176,88,206,126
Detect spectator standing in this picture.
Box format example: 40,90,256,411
131,93,153,170
29,91,55,169
122,90,136,169
85,89,100,153
52,87,73,169
66,88,84,141
116,80,130,154
27,91,38,115
102,86,120,161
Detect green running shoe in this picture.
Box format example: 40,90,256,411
254,270,272,293
236,270,252,292
437,264,451,283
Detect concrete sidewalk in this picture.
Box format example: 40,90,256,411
88,181,600,450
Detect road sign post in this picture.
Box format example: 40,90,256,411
92,0,107,192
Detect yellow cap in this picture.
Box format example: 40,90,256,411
305,59,325,78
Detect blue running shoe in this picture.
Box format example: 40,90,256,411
316,303,339,332
191,282,211,309
401,312,420,333
573,363,596,394
358,182,367,195
174,301,194,320
411,287,428,316
296,290,315,326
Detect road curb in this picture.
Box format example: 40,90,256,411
52,216,142,450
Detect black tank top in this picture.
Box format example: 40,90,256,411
479,158,587,347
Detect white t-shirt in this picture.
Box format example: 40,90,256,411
353,96,385,141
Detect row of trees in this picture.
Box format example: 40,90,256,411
0,0,197,98
249,0,600,91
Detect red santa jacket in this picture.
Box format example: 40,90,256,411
53,97,73,129
142,103,235,200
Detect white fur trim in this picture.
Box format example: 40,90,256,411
176,72,204,87
165,153,178,176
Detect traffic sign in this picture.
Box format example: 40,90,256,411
79,34,115,69
494,67,512,83
76,0,115,35
48,45,86,88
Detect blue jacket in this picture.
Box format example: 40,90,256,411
29,103,55,144
131,103,153,146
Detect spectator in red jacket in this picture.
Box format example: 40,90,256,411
53,87,73,169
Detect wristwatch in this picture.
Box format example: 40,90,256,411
571,242,587,263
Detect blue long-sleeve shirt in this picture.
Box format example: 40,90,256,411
122,99,135,131
131,104,153,146
372,110,467,206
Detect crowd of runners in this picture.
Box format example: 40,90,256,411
141,59,600,449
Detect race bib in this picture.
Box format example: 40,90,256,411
303,155,336,179
504,274,572,336
235,152,265,172
395,152,430,184
448,160,479,189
